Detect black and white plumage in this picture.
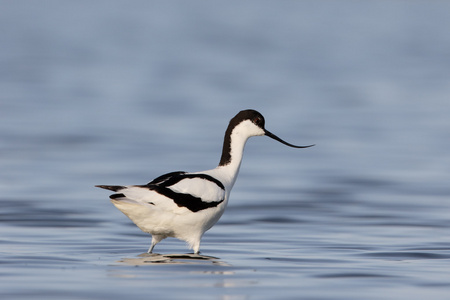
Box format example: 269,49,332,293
96,109,313,254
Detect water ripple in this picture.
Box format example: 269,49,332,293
0,199,102,228
360,251,450,260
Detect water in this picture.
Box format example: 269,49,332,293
2,1,450,299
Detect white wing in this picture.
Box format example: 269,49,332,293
168,175,225,204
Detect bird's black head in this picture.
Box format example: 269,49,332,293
229,109,265,130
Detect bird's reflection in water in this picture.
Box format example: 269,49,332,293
118,253,231,267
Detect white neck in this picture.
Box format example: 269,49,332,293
213,119,265,190
215,128,252,189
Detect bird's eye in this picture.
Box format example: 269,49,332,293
253,117,262,125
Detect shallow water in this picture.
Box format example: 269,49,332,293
2,1,450,299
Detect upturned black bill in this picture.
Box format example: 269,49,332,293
264,129,315,148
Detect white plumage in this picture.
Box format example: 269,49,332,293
96,109,313,254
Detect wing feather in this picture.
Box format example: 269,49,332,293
103,172,226,213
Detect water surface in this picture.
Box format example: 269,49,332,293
1,1,450,299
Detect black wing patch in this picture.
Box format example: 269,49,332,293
149,185,224,212
140,172,225,212
147,171,186,186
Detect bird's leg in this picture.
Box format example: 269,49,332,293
148,235,163,253
192,240,201,255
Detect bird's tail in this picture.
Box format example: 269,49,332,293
95,185,125,192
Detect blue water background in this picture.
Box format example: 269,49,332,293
1,1,450,299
